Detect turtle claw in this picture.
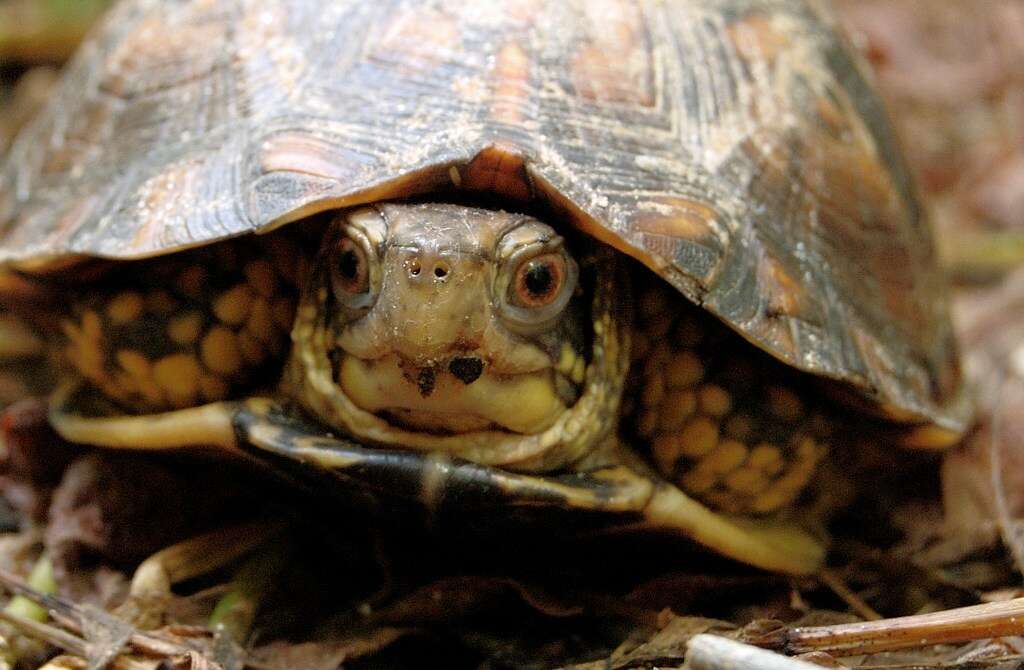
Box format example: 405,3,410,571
121,521,284,630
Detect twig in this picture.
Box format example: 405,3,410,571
0,608,86,656
818,569,882,621
0,568,212,660
779,597,1024,655
686,634,826,670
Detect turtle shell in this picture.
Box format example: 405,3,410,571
0,0,968,433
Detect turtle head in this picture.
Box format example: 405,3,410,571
287,203,629,470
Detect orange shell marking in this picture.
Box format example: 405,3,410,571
460,145,532,201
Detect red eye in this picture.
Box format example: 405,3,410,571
512,253,566,307
334,237,369,294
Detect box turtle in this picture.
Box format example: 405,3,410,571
0,0,971,575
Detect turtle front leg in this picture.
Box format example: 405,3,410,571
231,398,825,575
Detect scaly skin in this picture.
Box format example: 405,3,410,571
626,280,832,514
17,235,300,414
8,203,857,517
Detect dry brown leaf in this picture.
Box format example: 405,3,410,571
251,628,408,670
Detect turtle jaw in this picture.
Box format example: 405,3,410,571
335,352,569,435
285,281,627,472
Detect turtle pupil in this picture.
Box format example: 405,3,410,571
524,262,553,297
339,249,360,281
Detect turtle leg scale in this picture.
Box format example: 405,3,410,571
627,282,832,516
56,238,298,415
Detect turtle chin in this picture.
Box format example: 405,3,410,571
334,352,569,436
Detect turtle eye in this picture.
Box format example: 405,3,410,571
511,253,567,308
331,235,371,299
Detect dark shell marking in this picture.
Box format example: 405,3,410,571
0,0,966,433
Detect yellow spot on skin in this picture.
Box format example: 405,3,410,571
82,310,102,340
749,438,825,513
153,354,202,407
754,472,810,513
238,331,266,365
659,389,696,430
201,327,242,376
107,292,144,325
679,418,719,458
570,357,585,385
246,300,276,345
116,350,151,381
750,488,794,514
724,467,768,495
652,434,682,475
680,469,717,495
767,386,804,422
168,312,204,345
244,260,277,298
704,439,748,475
271,298,295,331
556,343,576,376
62,316,106,381
214,285,255,326
748,443,784,474
200,375,229,402
795,436,819,461
665,351,703,389
178,266,206,298
698,384,732,417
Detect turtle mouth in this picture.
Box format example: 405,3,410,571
334,352,569,435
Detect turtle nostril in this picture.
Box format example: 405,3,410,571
433,264,449,279
448,356,483,384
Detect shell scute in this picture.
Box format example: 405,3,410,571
0,0,967,431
